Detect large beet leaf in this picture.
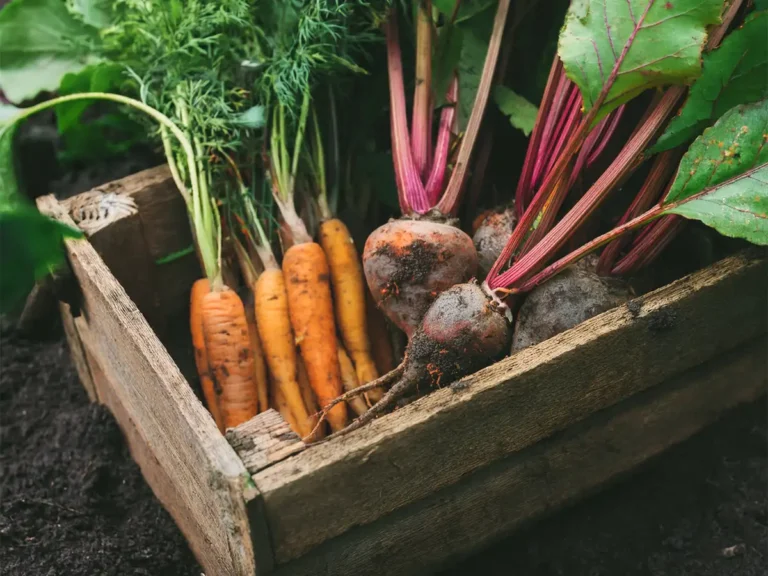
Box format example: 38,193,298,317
661,99,768,245
558,0,723,122
652,10,768,153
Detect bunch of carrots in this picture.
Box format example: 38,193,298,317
4,0,766,442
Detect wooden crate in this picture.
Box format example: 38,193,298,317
37,166,768,576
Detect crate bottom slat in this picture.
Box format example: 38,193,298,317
274,338,766,576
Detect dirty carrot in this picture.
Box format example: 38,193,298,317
245,300,270,414
190,278,223,431
338,342,370,417
282,241,348,432
254,268,316,438
319,217,381,388
201,287,259,430
297,355,326,441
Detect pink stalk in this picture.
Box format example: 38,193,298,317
386,11,429,214
540,87,582,180
411,1,433,180
514,58,563,218
611,215,685,275
488,85,685,289
530,73,575,195
425,76,459,204
596,150,679,275
435,0,512,216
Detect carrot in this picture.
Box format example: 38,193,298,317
282,241,348,432
254,268,316,438
337,342,369,417
200,287,259,430
319,217,380,385
271,378,300,434
296,355,326,441
190,278,224,432
365,289,397,383
245,300,270,414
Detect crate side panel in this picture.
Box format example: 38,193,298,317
277,338,767,576
256,252,768,562
38,195,260,576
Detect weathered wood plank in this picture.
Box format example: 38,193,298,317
277,338,767,576
254,252,768,563
60,303,97,402
59,165,201,344
227,410,306,475
37,194,263,576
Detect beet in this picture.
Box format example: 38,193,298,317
319,282,511,439
472,205,517,277
511,254,631,352
363,217,478,337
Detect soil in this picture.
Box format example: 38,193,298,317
2,88,765,576
1,320,765,576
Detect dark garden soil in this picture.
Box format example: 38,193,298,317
1,114,765,576
1,319,765,576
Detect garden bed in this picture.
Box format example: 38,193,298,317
32,166,768,576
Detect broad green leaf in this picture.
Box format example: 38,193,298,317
493,86,538,136
0,205,83,313
455,6,495,130
433,0,495,24
55,63,144,163
232,105,266,129
661,99,768,245
756,0,768,10
0,0,101,102
0,103,21,125
0,119,83,313
558,0,723,122
651,10,768,153
67,0,114,29
432,21,464,108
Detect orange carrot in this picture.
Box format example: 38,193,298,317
190,278,223,432
245,300,270,414
282,242,348,432
296,355,326,441
200,287,259,430
365,289,397,386
271,378,300,434
319,218,380,390
254,268,315,438
338,342,369,417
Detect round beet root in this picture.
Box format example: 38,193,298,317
511,254,631,352
473,205,517,277
323,282,511,439
405,282,511,386
363,217,478,337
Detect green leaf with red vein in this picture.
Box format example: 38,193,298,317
558,0,723,122
652,10,768,153
661,99,768,245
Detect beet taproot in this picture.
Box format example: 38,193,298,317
311,282,511,440
511,254,631,353
362,217,478,337
472,204,517,277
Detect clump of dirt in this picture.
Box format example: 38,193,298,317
0,324,199,576
374,239,446,296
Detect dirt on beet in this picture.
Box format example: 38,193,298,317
0,322,199,576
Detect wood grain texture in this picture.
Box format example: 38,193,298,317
255,251,768,563
276,338,767,576
37,194,263,576
59,165,200,343
226,410,306,475
60,303,98,402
